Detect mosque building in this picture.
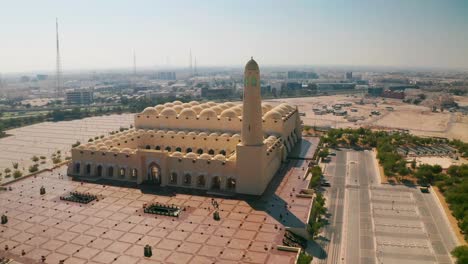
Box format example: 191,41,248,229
68,58,302,195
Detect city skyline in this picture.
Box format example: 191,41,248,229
1,0,468,73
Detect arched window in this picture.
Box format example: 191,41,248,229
97,165,103,177
165,146,172,152
208,149,215,155
155,146,161,150
197,149,203,154
227,178,236,191
107,167,114,177
145,145,151,150
170,172,177,184
219,150,226,156
186,148,193,153
184,174,192,185
132,169,138,178
86,164,91,175
74,163,80,174
175,147,182,152
119,168,126,178
197,175,206,187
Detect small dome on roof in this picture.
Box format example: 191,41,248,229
185,152,198,159
264,110,283,120
198,132,208,137
76,145,86,150
142,107,159,115
88,146,97,151
189,101,199,106
221,133,231,137
164,102,174,107
213,154,226,161
232,134,241,139
198,103,211,109
166,130,175,135
209,132,219,137
231,107,242,115
177,131,186,136
173,100,183,105
191,105,203,114
218,104,230,110
220,109,238,118
199,108,217,118
155,105,165,111
104,140,113,145
181,103,192,108
210,106,223,115
98,146,109,151
199,153,212,160
206,101,217,106
188,131,197,136
110,147,120,152
173,105,184,114
160,107,177,117
171,151,184,158
224,102,236,107
179,108,197,117
121,148,132,153
156,130,165,135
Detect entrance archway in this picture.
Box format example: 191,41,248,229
147,163,161,185
211,176,221,190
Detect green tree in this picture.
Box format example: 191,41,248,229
451,245,468,264
31,156,39,163
13,170,22,178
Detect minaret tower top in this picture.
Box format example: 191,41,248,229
241,57,263,146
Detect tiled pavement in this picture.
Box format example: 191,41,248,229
0,136,319,264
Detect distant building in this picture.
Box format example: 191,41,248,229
66,90,94,105
156,72,176,80
201,87,234,99
20,76,30,82
316,83,355,93
368,87,383,97
287,71,318,79
36,74,48,81
345,72,353,80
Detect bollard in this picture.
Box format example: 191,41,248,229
144,244,152,257
213,210,220,221
1,215,7,224
40,186,46,195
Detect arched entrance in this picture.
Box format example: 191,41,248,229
211,176,221,190
147,163,161,185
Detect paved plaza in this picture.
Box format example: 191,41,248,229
317,150,460,264
0,114,133,182
0,137,320,264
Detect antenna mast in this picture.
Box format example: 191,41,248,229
55,18,62,98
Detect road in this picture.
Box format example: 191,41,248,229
317,149,460,264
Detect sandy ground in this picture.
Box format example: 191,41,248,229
411,157,465,169
0,114,134,184
266,95,468,142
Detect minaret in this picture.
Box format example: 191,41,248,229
236,57,267,196
241,57,263,146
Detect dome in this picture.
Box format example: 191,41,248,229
245,57,259,71
177,131,186,136
166,130,175,135
121,148,132,154
199,108,217,118
206,101,217,106
262,103,273,111
210,106,223,115
185,152,198,159
155,105,165,111
171,151,184,158
264,110,283,120
188,131,197,136
181,103,192,108
198,132,208,137
110,147,120,152
232,134,241,139
142,107,159,115
224,102,236,107
172,100,183,105
213,154,226,161
88,146,97,151
179,108,197,117
221,133,231,138
198,103,211,109
173,105,184,114
231,107,242,115
76,145,86,150
164,102,174,107
220,109,238,118
191,105,203,114
104,140,113,145
189,101,200,106
98,146,109,151
218,104,230,110
209,132,219,137
160,107,177,117
199,153,212,160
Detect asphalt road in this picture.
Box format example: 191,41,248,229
319,150,459,264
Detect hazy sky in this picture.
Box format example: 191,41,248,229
1,0,468,73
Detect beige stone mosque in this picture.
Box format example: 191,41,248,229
68,58,302,195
